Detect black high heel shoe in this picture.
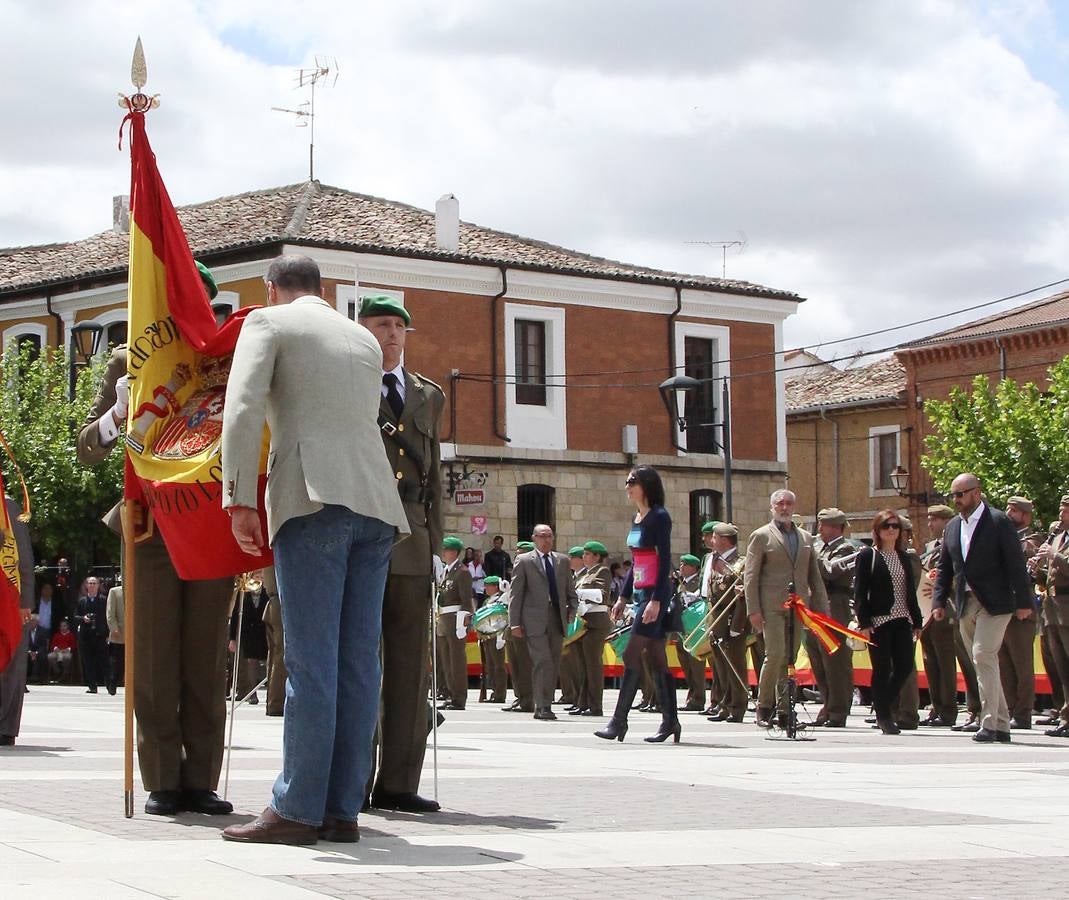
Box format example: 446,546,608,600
644,670,682,743
644,720,681,743
595,719,629,742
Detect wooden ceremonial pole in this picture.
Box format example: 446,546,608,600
120,502,137,818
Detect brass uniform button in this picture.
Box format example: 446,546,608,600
396,472,403,480
398,448,405,456
397,424,404,432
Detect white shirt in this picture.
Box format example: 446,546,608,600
381,364,406,403
959,501,986,560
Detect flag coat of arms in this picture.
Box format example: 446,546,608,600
0,477,26,671
123,109,271,579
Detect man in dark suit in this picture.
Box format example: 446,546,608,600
508,525,578,720
74,577,111,694
933,473,1033,744
359,295,445,814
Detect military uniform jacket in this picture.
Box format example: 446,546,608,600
575,564,612,617
437,560,474,615
816,536,857,621
1042,525,1069,627
708,547,748,635
379,369,445,576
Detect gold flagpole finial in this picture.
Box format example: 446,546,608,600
118,36,160,112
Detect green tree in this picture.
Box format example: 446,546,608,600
0,344,123,574
923,355,1069,525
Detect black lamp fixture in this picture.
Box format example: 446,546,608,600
658,374,700,447
69,322,104,398
889,464,943,505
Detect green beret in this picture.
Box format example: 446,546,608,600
484,576,501,586
441,535,464,552
196,261,218,300
517,541,534,552
568,546,585,558
927,504,955,519
1006,496,1033,513
583,540,608,556
358,294,410,326
680,554,701,568
817,507,848,527
701,521,720,535
713,523,738,538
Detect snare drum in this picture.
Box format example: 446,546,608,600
563,616,587,647
472,602,509,639
681,598,712,659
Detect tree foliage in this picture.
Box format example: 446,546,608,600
0,345,123,573
923,355,1069,525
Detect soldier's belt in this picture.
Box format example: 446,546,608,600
438,604,463,614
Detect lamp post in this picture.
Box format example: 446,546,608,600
69,322,103,400
658,374,733,521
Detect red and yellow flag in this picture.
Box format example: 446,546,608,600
784,592,874,652
0,449,28,670
122,109,271,580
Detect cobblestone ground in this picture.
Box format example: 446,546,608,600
2,685,1068,898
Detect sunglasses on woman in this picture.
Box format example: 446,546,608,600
880,522,901,531
624,476,638,486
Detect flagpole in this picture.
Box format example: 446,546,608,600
120,502,137,818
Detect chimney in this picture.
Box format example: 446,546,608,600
113,195,130,233
435,193,459,252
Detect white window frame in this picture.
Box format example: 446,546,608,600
504,302,566,450
85,309,128,361
336,284,405,320
672,322,730,457
2,322,48,355
869,425,901,497
211,290,239,317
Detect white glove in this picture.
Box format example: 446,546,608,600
455,611,468,640
114,374,130,417
496,633,506,651
729,630,742,638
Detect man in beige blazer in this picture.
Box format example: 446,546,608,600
221,255,408,845
508,524,578,720
745,489,828,727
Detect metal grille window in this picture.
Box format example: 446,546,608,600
105,321,128,350
689,489,723,557
515,320,547,406
684,336,719,452
517,483,555,542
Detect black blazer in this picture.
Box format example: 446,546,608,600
853,546,922,630
933,504,1032,617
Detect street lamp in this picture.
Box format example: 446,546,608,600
889,463,944,505
69,322,103,399
657,373,733,521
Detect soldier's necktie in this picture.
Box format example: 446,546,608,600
543,553,561,608
383,372,404,420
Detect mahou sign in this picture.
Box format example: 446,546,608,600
454,489,485,506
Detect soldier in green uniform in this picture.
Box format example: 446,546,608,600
697,521,722,714
706,524,749,722
1030,495,1069,737
918,505,960,726
359,295,446,812
560,547,587,710
479,576,508,703
810,509,858,727
503,541,535,712
572,541,613,716
672,554,708,712
436,536,474,711
1000,497,1043,729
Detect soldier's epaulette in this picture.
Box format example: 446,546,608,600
411,372,444,395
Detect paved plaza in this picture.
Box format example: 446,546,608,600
2,685,1068,898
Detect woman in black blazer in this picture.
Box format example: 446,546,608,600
854,509,923,735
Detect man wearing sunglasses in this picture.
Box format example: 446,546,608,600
932,474,1033,744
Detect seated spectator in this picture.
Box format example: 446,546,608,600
48,620,77,682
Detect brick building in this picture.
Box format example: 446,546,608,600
0,181,804,558
785,356,908,537
895,290,1069,538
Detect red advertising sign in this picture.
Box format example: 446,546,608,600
454,489,485,506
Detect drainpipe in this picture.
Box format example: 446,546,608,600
994,337,1007,380
45,291,63,349
667,286,683,448
818,405,839,508
491,266,510,443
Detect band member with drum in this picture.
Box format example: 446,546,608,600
706,524,749,723
596,466,678,743
560,547,588,712
571,541,613,717
503,541,535,713
478,576,509,703
673,555,708,712
809,508,858,728
436,536,474,711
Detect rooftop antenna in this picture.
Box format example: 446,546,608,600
685,233,748,279
272,56,339,181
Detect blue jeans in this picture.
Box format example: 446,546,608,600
270,504,394,825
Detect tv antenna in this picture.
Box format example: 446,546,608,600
272,57,339,181
685,234,748,279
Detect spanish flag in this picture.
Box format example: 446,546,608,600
122,108,271,580
0,462,25,670
783,592,873,652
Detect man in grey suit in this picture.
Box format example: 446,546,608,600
508,524,578,720
221,255,409,845
744,489,828,728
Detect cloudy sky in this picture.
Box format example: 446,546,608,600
3,0,1068,361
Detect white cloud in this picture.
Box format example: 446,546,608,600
2,0,1068,359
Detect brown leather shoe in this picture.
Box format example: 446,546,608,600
318,816,360,843
221,807,318,844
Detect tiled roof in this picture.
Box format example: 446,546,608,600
903,290,1069,348
785,355,906,413
0,181,801,301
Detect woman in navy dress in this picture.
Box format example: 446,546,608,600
595,465,679,743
